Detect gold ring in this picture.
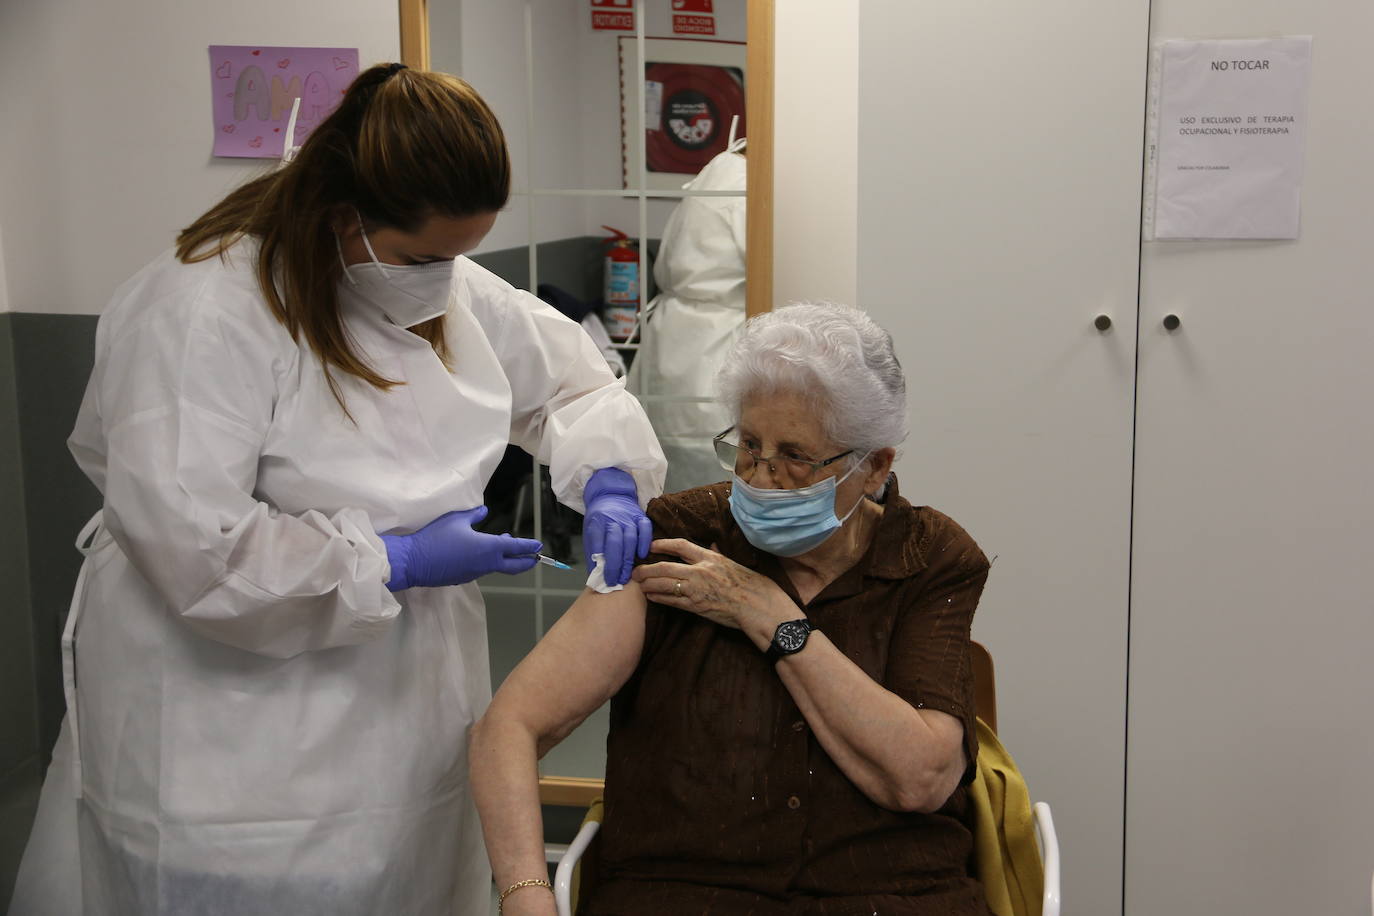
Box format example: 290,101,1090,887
674,579,683,598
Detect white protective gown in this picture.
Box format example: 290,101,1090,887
628,143,746,493
9,241,665,916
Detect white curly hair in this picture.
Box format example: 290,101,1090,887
715,301,909,466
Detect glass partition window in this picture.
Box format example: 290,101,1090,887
425,0,752,782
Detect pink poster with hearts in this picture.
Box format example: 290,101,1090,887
209,45,359,158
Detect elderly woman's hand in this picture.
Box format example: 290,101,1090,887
631,538,801,651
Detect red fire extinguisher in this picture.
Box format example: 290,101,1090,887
601,226,640,343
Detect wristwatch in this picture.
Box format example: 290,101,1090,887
765,619,819,662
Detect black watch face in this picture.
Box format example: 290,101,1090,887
774,621,810,653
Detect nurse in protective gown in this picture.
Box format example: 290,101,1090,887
9,63,665,916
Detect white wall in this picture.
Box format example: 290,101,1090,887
0,0,400,317
773,0,858,308
0,0,748,310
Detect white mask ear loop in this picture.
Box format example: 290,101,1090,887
355,209,392,279
835,452,872,524
334,232,358,285
726,114,746,153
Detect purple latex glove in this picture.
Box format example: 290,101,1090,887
583,468,652,588
381,506,542,591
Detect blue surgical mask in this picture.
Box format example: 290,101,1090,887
729,455,870,557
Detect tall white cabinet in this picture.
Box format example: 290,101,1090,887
855,2,1151,914
1126,1,1374,914
840,1,1374,915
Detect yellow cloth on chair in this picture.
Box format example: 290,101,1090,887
969,717,1044,916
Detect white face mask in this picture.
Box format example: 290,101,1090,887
337,211,455,328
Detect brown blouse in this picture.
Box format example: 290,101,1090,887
582,476,993,916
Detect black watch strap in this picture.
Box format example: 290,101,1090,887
765,619,818,662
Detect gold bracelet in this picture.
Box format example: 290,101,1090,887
497,878,553,913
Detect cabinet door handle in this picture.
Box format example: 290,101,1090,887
1163,314,1181,331
1094,314,1112,331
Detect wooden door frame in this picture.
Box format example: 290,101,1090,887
399,0,429,71
742,0,774,317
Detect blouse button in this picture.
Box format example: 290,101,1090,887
787,795,801,810
791,720,806,732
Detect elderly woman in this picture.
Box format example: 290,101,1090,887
471,302,992,915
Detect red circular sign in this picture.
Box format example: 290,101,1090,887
644,62,745,173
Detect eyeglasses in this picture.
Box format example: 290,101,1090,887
712,426,854,487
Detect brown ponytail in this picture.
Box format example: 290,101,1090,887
176,64,511,403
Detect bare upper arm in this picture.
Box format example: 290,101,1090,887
481,583,649,753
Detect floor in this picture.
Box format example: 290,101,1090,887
0,759,42,908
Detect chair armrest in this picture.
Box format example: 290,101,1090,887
554,818,602,916
1033,801,1060,916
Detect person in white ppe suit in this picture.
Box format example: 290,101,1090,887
8,63,665,916
627,136,746,493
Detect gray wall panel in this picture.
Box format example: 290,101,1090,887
0,758,42,910
0,314,37,775
0,313,40,911
11,314,101,761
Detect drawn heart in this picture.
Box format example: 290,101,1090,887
277,58,290,69
222,124,236,134
249,137,263,148
332,56,350,70
216,61,231,79
251,49,261,56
